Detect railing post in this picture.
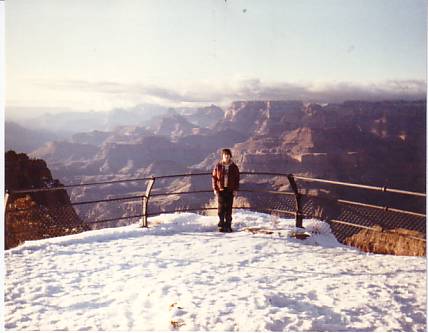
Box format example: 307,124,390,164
287,174,303,228
4,191,10,213
141,177,156,228
4,191,11,250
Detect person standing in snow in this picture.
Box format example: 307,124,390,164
212,148,240,232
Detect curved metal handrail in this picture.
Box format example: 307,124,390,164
8,171,426,197
5,171,426,251
5,171,426,228
294,176,426,197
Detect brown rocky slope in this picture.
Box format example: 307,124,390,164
5,151,89,249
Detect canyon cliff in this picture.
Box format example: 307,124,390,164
6,100,426,251
5,151,88,249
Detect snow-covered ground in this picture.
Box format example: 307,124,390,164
4,210,426,331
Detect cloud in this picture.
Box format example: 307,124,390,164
39,78,426,108
312,80,426,102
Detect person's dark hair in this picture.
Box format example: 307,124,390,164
221,148,232,157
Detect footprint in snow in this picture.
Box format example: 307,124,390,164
307,290,317,300
161,284,170,291
227,276,241,282
268,294,288,308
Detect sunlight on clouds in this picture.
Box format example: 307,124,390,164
7,77,425,115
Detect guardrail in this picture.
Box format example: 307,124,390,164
5,172,426,249
138,172,303,228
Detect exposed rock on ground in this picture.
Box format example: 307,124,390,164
344,225,426,256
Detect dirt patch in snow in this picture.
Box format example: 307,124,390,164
344,225,426,256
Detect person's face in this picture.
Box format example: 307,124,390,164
222,153,231,163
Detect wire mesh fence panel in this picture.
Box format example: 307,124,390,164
5,200,90,249
300,193,426,243
329,222,362,243
335,201,426,233
149,191,215,216
301,195,324,220
79,199,143,229
236,173,296,219
237,190,296,218
148,174,213,216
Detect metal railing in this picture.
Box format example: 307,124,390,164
5,171,426,249
137,172,303,228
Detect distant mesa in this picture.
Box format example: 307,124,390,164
5,121,60,154
30,141,100,164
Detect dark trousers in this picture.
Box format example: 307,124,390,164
217,188,234,227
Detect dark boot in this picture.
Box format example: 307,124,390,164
224,222,233,233
218,221,226,232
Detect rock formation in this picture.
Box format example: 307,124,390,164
5,151,88,249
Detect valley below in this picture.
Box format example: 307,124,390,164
6,99,426,228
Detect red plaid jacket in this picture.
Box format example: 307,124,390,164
212,162,240,192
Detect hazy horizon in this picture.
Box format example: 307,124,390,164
6,95,427,122
6,0,427,119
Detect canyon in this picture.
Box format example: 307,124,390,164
5,99,426,241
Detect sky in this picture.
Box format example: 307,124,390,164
5,0,427,118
